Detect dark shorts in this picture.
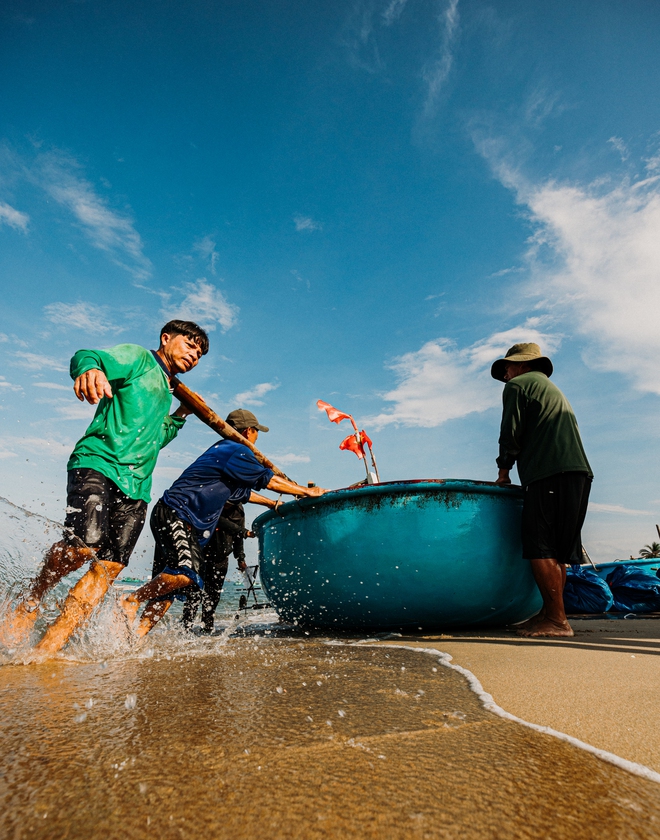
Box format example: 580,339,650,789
150,499,205,597
522,472,592,564
64,468,147,566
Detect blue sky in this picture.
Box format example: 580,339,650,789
2,0,660,573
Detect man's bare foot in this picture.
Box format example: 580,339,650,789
119,594,141,628
517,618,574,638
0,600,40,648
511,610,545,631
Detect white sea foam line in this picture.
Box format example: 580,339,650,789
359,642,660,786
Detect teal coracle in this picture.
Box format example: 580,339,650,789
253,479,542,630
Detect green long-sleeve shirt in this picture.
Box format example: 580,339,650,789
67,344,186,502
496,371,592,487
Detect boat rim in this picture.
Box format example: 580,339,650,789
253,477,523,531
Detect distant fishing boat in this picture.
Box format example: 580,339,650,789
253,479,542,631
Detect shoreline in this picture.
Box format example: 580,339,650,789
383,617,660,775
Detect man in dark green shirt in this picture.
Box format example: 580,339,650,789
1,320,208,656
492,343,593,638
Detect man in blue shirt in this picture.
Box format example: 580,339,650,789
121,409,326,636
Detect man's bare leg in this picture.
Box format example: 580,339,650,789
517,558,573,638
120,572,193,638
135,599,175,638
0,542,95,647
32,558,124,655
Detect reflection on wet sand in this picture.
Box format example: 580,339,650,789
1,639,660,839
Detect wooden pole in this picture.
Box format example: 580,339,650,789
171,377,290,480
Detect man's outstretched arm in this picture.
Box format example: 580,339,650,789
267,475,327,498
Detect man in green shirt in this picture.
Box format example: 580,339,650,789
492,343,593,638
1,319,208,655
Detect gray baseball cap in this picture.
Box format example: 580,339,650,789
225,408,269,432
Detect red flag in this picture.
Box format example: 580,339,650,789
317,399,353,425
339,433,365,459
360,430,373,450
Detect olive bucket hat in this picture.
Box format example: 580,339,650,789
490,342,553,382
225,408,269,432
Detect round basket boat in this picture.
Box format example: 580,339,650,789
253,479,541,631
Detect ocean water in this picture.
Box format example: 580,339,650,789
1,496,660,839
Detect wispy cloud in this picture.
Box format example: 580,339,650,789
341,2,384,74
368,321,558,428
0,435,72,457
294,215,322,232
524,178,660,393
589,503,654,516
421,0,459,119
0,200,29,232
194,235,219,274
40,398,95,421
474,136,660,397
44,301,120,333
233,382,280,407
164,278,239,333
13,352,68,373
272,452,311,465
608,136,629,162
524,85,563,128
0,375,23,392
38,151,152,281
32,382,70,391
382,0,408,26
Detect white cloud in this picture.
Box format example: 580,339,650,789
421,0,459,119
519,175,660,394
589,503,654,516
608,136,629,162
368,322,558,428
153,466,185,479
0,375,22,392
383,0,408,25
53,401,96,421
0,436,72,457
233,382,280,407
194,235,219,274
272,453,311,465
32,382,70,391
473,133,660,396
294,215,322,232
14,352,68,373
39,151,152,281
164,278,239,333
524,86,563,128
0,200,29,232
44,301,119,333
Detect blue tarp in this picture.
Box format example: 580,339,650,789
564,566,614,614
606,564,660,613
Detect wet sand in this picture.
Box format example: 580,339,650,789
2,637,660,839
398,618,660,774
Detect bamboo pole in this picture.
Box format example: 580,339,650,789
171,377,290,479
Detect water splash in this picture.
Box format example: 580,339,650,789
0,495,280,665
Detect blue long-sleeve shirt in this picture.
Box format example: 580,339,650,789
163,439,274,544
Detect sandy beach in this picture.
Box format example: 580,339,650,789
394,617,660,774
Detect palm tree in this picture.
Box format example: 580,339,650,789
639,542,660,558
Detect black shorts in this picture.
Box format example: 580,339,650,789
522,472,592,564
64,468,147,566
150,500,205,596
